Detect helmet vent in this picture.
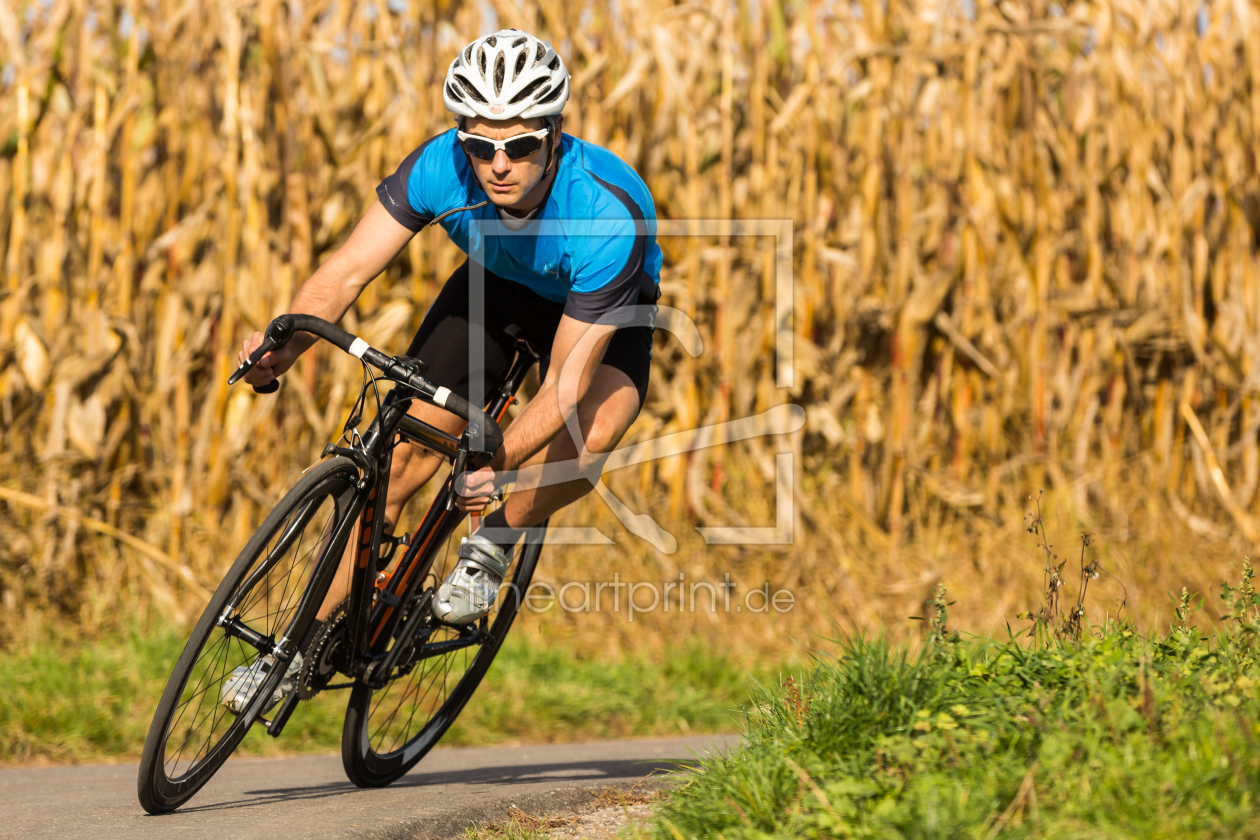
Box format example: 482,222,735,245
493,52,506,95
536,78,566,104
446,33,566,118
453,74,488,104
510,78,547,104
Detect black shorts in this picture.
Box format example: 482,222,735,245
404,260,655,409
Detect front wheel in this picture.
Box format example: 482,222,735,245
340,522,545,787
137,457,361,814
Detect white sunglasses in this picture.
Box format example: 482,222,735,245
456,128,551,161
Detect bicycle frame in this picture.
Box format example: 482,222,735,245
260,334,543,736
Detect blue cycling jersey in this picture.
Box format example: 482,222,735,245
376,129,662,324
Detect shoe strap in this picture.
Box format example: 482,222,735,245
458,535,512,577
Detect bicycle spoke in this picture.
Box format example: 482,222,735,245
370,657,433,748
394,651,453,753
367,622,475,755
170,634,229,726
369,650,434,750
165,638,229,748
234,501,331,624
271,528,309,627
238,534,306,620
166,630,232,775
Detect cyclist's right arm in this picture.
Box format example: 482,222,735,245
239,200,413,387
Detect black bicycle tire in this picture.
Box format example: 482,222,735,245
137,457,362,814
339,522,546,788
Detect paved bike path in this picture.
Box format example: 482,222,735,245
0,735,737,840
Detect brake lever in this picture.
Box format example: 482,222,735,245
228,322,291,394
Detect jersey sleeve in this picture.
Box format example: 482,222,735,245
563,175,659,324
376,145,434,231
376,132,469,232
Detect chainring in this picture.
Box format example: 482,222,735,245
297,607,349,700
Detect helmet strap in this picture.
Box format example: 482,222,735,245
543,116,562,175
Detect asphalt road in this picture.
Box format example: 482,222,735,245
0,735,736,840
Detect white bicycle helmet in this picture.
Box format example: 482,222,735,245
443,30,569,121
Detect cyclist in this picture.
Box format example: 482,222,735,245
224,30,661,712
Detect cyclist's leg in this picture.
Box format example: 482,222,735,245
434,363,641,623
493,362,643,528
432,307,651,622
495,316,652,524
475,316,652,534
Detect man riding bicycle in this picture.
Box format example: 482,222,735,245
226,30,661,712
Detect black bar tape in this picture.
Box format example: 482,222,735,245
285,314,358,353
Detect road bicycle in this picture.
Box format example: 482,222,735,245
137,313,545,814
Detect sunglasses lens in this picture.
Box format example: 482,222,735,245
503,135,545,159
459,137,498,160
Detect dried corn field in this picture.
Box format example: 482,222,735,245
1,0,1259,649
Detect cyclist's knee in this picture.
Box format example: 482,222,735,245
570,382,638,457
572,413,629,462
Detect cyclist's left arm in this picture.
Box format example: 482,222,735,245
492,314,618,472
456,207,653,508
492,214,650,472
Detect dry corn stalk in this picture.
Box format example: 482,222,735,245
0,0,1257,644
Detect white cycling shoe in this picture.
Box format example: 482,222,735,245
220,651,302,716
431,532,512,625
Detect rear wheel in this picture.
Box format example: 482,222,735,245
137,457,361,814
340,520,545,787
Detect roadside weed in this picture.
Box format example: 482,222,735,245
649,517,1260,840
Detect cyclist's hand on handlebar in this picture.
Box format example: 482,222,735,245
454,452,506,512
238,331,297,387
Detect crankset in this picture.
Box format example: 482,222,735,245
297,606,349,700
360,597,491,688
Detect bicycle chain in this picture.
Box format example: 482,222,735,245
297,606,348,700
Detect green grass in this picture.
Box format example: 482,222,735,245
0,626,766,765
648,595,1260,839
